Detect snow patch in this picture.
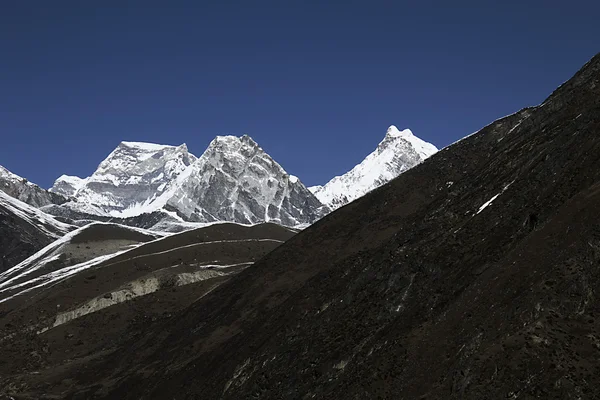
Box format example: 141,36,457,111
476,181,515,215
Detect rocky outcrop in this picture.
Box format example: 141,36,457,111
0,165,68,208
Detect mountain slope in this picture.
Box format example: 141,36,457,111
0,166,68,208
164,135,328,226
53,141,197,216
13,53,597,399
48,136,328,228
0,222,296,390
310,126,437,209
0,191,74,272
49,175,87,197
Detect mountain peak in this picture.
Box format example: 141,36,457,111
50,175,86,197
311,126,437,210
210,134,260,148
240,134,259,146
119,141,176,151
0,165,68,207
386,125,413,138
46,133,325,227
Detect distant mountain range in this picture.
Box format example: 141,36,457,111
0,127,437,229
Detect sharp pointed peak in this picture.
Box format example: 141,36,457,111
386,125,413,138
211,134,260,148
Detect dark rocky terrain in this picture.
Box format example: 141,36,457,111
1,53,599,399
0,192,74,273
0,222,295,398
0,203,54,273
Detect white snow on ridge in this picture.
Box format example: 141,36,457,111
0,190,72,237
0,251,130,305
385,126,438,159
0,232,282,304
120,141,178,151
0,221,161,290
52,175,86,190
49,174,88,197
310,125,437,210
0,165,35,186
54,141,198,217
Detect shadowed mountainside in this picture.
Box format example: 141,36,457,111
0,222,295,398
0,191,74,273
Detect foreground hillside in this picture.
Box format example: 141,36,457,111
2,52,599,399
0,222,295,397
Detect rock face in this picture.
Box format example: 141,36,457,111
309,126,437,209
2,53,595,399
49,136,328,227
164,135,328,226
0,165,68,208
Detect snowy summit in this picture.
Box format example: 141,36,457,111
47,135,328,227
309,125,437,210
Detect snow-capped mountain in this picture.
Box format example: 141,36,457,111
309,126,437,210
50,175,87,197
0,165,68,208
51,141,197,216
49,136,328,227
5,127,434,229
163,135,328,226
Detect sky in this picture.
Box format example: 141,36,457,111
1,1,599,189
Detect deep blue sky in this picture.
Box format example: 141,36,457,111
1,1,598,189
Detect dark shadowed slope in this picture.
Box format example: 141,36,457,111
0,191,74,272
4,53,600,399
0,222,295,398
87,53,600,400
